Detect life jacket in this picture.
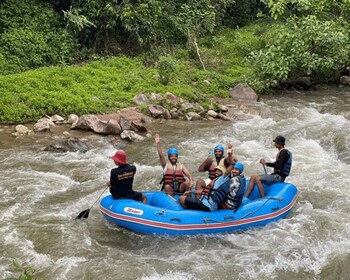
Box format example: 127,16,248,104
283,150,292,177
162,163,185,188
273,148,292,179
222,175,246,211
206,175,230,206
208,157,225,180
201,179,215,196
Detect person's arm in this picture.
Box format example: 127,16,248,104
154,133,166,168
198,155,213,172
182,164,193,185
224,164,234,177
224,142,237,167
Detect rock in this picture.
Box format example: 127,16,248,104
169,108,180,119
229,83,258,103
49,114,65,123
71,114,98,130
340,76,350,86
131,121,148,133
16,125,32,134
294,76,311,90
186,112,202,121
182,102,196,111
217,113,231,121
68,114,79,125
164,92,180,106
44,137,89,153
219,105,228,112
119,115,133,131
34,118,55,132
163,109,172,120
120,130,145,142
133,93,149,105
207,110,218,118
203,79,211,85
148,105,167,118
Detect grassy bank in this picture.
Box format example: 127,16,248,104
0,25,263,124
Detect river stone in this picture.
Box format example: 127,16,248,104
186,112,202,121
148,105,166,118
120,130,145,142
133,93,149,105
49,114,65,123
207,110,218,118
34,118,55,132
14,125,32,135
229,83,258,103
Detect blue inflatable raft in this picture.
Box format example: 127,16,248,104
100,181,298,235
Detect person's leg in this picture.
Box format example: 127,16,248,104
195,179,206,199
245,175,258,198
254,176,265,197
164,184,174,196
180,180,191,193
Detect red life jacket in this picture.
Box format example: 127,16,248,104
163,163,185,188
201,178,216,196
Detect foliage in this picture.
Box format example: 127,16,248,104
6,260,44,280
0,0,79,74
261,0,350,21
157,55,177,85
247,16,350,89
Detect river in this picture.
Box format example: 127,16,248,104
1,87,350,280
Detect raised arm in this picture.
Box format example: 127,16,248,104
224,142,237,167
198,154,213,172
154,133,167,168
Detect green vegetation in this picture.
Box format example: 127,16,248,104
1,0,350,124
6,260,44,280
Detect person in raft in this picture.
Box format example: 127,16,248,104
221,162,246,211
244,135,292,198
179,147,236,212
107,150,146,203
154,133,193,196
197,142,238,181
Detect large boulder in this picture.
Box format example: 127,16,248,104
229,83,258,103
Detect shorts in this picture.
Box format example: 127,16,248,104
113,191,143,201
259,174,284,185
184,197,211,212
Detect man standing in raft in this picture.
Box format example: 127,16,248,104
245,135,292,198
107,150,147,203
154,133,193,196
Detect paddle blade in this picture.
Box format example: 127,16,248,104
75,209,90,220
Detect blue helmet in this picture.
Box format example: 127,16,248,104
233,162,244,173
167,147,179,156
214,145,224,154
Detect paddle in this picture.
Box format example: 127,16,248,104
263,164,267,175
75,186,109,220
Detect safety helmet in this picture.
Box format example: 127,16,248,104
233,162,244,173
167,147,179,156
214,165,226,174
214,145,224,154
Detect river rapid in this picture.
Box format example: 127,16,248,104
1,87,350,280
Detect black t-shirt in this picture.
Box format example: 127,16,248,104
110,164,136,199
266,149,290,178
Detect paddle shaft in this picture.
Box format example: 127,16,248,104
263,164,267,175
75,186,109,219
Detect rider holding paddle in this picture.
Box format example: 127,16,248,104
107,150,147,203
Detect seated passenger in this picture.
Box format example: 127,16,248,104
245,135,292,198
154,133,193,196
179,165,230,212
221,162,245,211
